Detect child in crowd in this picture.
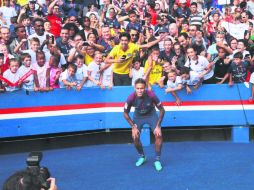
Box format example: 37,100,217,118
180,66,201,94
17,37,40,65
20,15,34,36
144,48,163,90
3,58,21,92
45,43,67,69
100,61,113,90
228,52,249,86
74,55,88,91
126,10,142,33
32,51,51,91
230,39,250,59
165,69,183,106
59,63,78,89
129,57,144,86
18,53,39,91
87,51,103,87
47,55,61,89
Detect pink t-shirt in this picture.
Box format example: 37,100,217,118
32,62,49,88
49,67,61,88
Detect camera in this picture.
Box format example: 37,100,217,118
46,35,54,44
26,152,51,190
83,41,89,46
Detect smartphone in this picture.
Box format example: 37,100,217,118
83,41,89,46
51,36,54,44
245,54,251,59
121,55,126,59
0,53,4,57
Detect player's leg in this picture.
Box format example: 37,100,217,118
154,128,163,171
154,127,163,161
150,114,163,171
133,118,146,167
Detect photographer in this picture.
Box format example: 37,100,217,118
3,152,57,190
3,170,57,190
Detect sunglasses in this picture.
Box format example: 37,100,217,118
217,31,225,35
131,34,138,36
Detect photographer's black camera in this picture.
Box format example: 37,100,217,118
26,152,51,190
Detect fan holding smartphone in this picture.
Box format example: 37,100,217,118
121,55,127,60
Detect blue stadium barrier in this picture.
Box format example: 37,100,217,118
0,84,253,143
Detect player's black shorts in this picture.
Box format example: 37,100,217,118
133,110,159,132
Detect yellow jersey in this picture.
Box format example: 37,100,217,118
144,60,163,85
17,0,28,6
109,43,139,74
84,54,93,66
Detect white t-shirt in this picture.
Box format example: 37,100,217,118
167,76,182,88
3,69,21,91
75,64,88,86
101,63,113,87
185,55,214,80
250,72,254,84
247,1,254,16
18,65,34,90
182,71,200,85
32,62,49,88
0,6,17,26
59,69,77,88
131,67,144,86
86,61,101,87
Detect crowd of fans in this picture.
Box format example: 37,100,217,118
0,0,254,104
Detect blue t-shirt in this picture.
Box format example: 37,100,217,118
124,90,161,117
227,61,248,83
126,21,142,33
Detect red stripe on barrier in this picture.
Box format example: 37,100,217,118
163,100,250,106
0,100,253,115
0,103,125,114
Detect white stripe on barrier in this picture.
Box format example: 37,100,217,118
0,105,254,120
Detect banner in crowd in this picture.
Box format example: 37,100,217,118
0,69,35,87
221,21,249,40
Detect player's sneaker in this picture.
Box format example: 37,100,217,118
154,160,162,171
135,157,146,167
